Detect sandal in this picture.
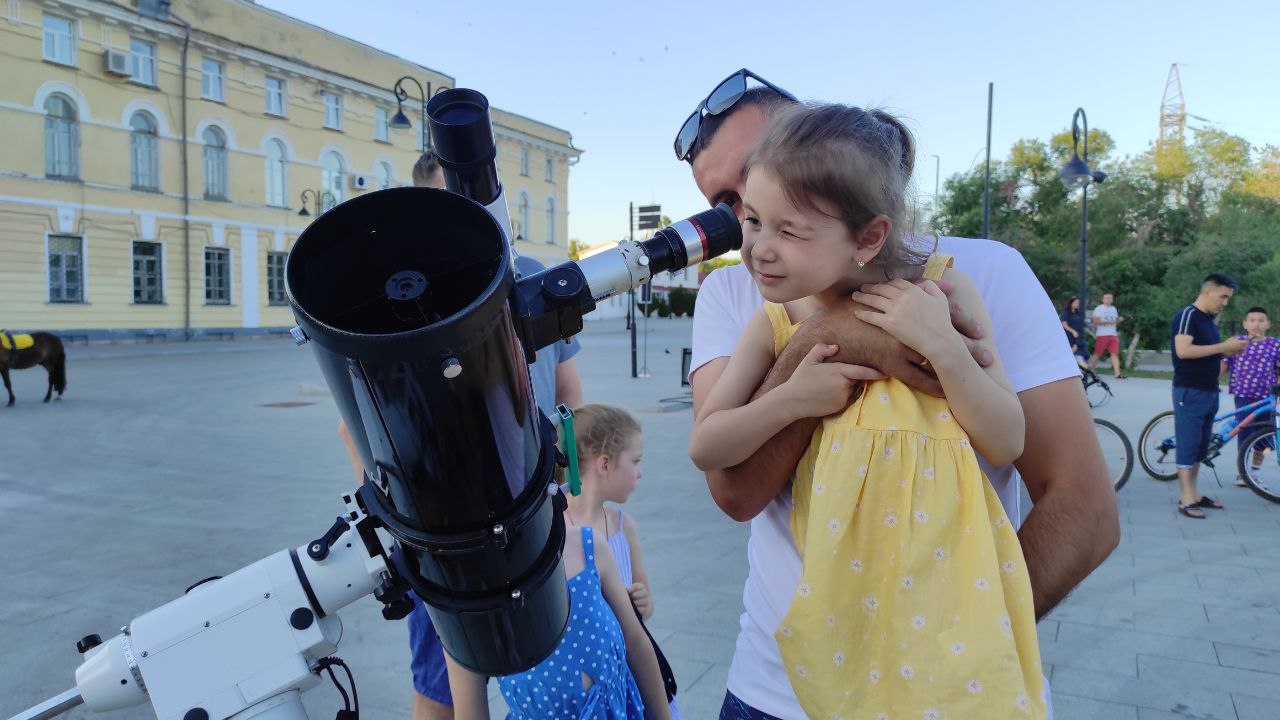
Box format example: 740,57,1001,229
1116,374,1129,379
1193,496,1224,509
1178,504,1206,519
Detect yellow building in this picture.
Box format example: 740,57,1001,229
0,0,581,340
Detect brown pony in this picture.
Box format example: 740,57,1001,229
1,332,67,406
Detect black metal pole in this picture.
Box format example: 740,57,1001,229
1076,107,1090,326
982,82,993,238
1079,186,1089,322
630,202,638,379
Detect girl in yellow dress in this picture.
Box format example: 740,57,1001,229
690,103,1047,719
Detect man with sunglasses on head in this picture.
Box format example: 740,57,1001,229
682,69,1119,720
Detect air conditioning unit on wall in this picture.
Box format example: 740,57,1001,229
350,174,371,191
105,50,131,76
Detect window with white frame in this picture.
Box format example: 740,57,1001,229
265,139,287,207
267,252,288,305
375,107,390,142
517,192,530,241
204,247,230,305
202,126,228,200
130,38,156,85
133,241,163,304
375,161,394,190
519,147,529,176
42,15,75,66
321,151,344,207
545,155,554,182
130,112,159,190
201,58,224,101
44,94,79,179
48,235,84,303
322,92,343,130
545,197,556,244
265,76,285,116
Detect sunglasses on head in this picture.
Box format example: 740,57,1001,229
673,68,798,162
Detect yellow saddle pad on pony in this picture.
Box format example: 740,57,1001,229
0,333,34,351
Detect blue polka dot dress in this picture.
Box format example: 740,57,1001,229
498,526,647,719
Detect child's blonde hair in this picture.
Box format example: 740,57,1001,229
572,404,642,465
745,102,928,272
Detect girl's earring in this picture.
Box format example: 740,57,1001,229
856,258,867,268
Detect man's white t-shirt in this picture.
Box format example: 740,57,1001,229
1093,304,1119,337
690,236,1078,720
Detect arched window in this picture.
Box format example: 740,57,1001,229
202,126,227,200
375,161,394,190
517,192,530,241
545,197,556,244
130,111,159,190
321,151,344,208
265,139,287,207
44,94,78,179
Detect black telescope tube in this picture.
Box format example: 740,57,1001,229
285,187,567,676
428,89,502,205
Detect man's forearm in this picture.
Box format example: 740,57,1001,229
1014,379,1120,618
705,339,824,522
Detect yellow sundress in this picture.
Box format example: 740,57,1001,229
771,253,1047,720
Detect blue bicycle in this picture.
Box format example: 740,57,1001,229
1138,391,1280,503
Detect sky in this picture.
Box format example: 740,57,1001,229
258,0,1280,245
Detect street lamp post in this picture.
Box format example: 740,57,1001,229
1059,107,1107,323
390,76,432,152
298,189,336,217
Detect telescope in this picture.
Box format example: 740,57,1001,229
11,87,740,720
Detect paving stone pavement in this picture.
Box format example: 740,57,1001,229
1,318,1277,720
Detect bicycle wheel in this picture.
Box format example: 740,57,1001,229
1095,418,1135,491
1138,410,1179,481
1086,379,1113,409
1237,429,1280,504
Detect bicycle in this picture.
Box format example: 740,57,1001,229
1081,365,1113,409
1080,370,1133,490
1137,392,1277,494
1234,404,1280,504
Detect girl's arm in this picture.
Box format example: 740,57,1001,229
691,308,872,470
595,539,671,720
690,309,793,470
441,653,491,720
622,513,654,620
854,271,1025,466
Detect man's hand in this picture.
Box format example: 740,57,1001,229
1222,336,1252,357
779,344,885,417
796,280,990,397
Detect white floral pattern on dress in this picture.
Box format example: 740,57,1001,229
831,441,842,454
923,467,935,480
1002,560,1017,574
924,709,942,720
850,558,865,572
938,411,952,423
885,511,898,528
878,392,890,404
863,596,879,612
797,583,811,598
975,578,990,591
914,510,929,523
934,547,947,562
832,651,845,667
899,664,914,680
869,668,881,684
967,679,984,695
911,615,926,629
903,576,915,590
815,482,826,495
951,641,966,655
1016,693,1030,711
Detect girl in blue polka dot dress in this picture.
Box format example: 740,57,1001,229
444,523,672,719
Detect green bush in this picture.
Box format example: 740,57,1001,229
669,287,696,317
